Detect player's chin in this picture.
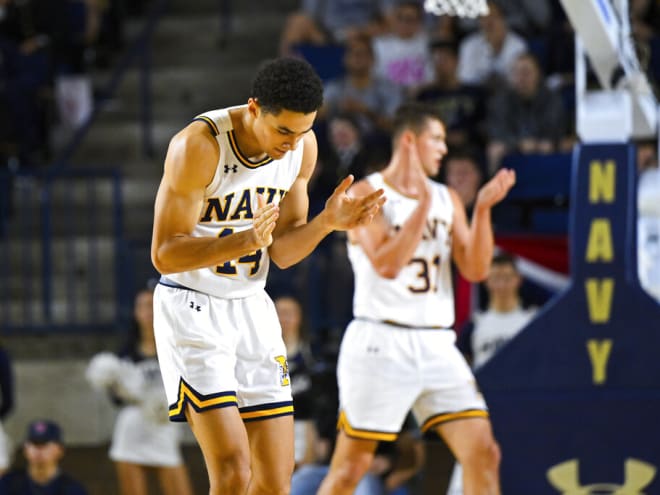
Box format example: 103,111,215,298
269,148,287,159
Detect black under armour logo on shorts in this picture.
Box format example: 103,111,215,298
224,164,238,173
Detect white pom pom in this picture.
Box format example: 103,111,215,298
86,352,122,390
113,360,145,403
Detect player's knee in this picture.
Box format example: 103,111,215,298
463,436,500,473
248,477,291,495
332,456,372,489
208,454,251,494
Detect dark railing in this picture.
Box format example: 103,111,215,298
0,168,129,334
51,0,170,172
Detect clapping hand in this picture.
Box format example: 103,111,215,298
251,193,279,247
476,168,516,210
323,175,386,231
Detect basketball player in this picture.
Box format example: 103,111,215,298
150,57,385,495
317,102,516,495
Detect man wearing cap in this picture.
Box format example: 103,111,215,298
0,419,88,495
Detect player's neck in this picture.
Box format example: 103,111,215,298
382,153,428,197
490,296,520,313
232,108,267,160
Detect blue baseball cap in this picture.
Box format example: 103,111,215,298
26,420,62,445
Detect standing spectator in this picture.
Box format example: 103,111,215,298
414,39,487,149
86,287,194,495
486,52,566,173
274,295,318,469
447,253,536,494
322,33,403,137
0,343,13,476
373,1,433,91
457,0,527,88
637,140,660,302
0,420,88,495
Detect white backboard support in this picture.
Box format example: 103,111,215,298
559,0,659,142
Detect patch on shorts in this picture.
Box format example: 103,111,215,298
274,356,290,386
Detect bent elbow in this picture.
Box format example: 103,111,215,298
376,264,401,279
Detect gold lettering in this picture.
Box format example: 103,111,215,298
585,219,614,262
587,339,612,385
585,278,614,323
589,160,616,203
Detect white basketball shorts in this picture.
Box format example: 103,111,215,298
337,319,488,441
153,279,293,423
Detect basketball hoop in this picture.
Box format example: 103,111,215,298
424,0,489,18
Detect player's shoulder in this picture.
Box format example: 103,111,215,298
170,121,219,158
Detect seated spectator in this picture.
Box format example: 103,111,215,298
311,113,389,212
0,420,88,495
637,140,660,302
414,39,487,149
322,33,403,137
372,0,433,91
279,0,388,56
0,342,14,476
456,0,527,88
492,0,551,37
442,151,484,217
447,253,536,494
486,52,566,173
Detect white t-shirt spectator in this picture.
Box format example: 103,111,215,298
457,31,527,85
373,32,433,88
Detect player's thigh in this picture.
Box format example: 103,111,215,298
185,405,250,474
245,415,295,487
435,417,498,466
337,321,420,435
114,461,148,495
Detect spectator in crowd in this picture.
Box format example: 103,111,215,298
86,286,193,495
630,0,660,42
312,113,389,210
274,295,318,469
486,52,566,173
442,151,484,217
457,0,527,88
0,420,88,495
414,39,486,149
279,0,388,56
0,343,13,476
491,0,551,37
372,0,433,91
322,33,403,137
637,140,660,302
447,253,536,495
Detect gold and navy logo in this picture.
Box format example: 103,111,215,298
274,356,290,387
547,458,656,494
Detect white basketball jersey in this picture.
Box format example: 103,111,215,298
348,172,455,328
167,106,304,298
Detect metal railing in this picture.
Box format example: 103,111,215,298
0,168,130,334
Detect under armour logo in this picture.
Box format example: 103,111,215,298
366,346,380,354
189,301,201,312
224,164,238,173
547,458,657,494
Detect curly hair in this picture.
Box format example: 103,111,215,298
251,57,324,115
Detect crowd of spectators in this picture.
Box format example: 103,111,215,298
0,0,150,171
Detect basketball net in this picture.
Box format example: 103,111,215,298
424,0,489,18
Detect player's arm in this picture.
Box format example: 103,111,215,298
151,122,278,274
347,178,430,279
269,131,385,268
451,168,516,281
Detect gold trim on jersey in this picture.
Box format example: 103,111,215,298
194,115,220,136
227,130,274,168
421,409,489,432
337,410,398,442
168,378,237,421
